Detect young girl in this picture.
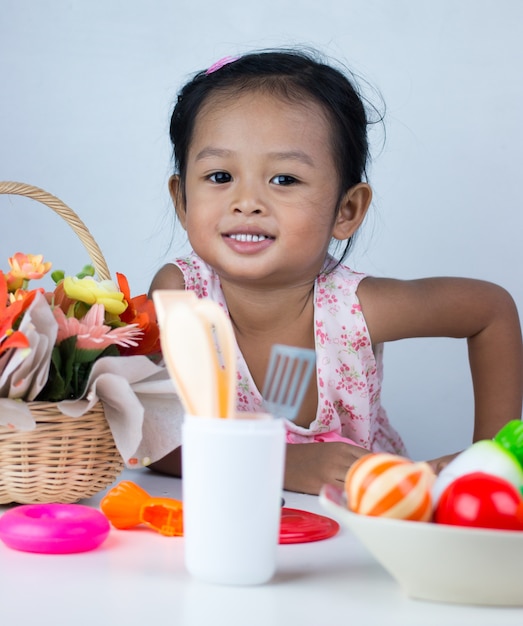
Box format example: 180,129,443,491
149,49,523,495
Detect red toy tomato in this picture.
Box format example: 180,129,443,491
435,472,523,531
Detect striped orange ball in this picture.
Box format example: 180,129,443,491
345,453,436,522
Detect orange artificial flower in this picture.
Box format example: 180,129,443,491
47,280,75,315
5,272,23,292
116,272,161,357
8,253,52,284
0,271,36,357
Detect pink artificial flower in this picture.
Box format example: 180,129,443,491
53,303,143,351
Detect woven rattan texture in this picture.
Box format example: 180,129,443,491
0,402,123,504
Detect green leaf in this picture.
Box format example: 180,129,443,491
76,264,95,279
35,346,66,401
36,336,79,400
74,347,105,364
35,336,123,401
51,270,65,285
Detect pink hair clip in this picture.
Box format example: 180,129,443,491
205,55,240,75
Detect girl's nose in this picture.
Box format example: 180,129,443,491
234,203,262,215
231,182,265,214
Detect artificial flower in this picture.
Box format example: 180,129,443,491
53,304,142,351
0,253,161,402
63,275,127,315
5,273,23,292
116,272,161,357
0,329,30,358
0,271,37,357
8,253,52,283
47,279,74,314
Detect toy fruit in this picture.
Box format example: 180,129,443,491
100,481,183,536
434,471,523,531
432,437,523,506
345,453,436,521
494,420,523,466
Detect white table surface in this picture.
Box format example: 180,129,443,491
0,468,522,626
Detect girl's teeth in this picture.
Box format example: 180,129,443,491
229,234,268,242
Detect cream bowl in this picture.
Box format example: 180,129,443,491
319,483,523,606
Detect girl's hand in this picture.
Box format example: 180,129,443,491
284,442,370,495
426,451,461,474
148,446,182,477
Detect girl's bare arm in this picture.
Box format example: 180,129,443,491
358,276,523,444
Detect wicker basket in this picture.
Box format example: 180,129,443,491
0,181,124,504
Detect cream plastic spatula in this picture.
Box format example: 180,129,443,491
152,290,197,328
193,300,237,418
153,291,237,418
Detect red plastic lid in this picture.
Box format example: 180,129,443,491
279,507,339,544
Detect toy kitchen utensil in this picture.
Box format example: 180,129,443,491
100,480,183,536
151,289,197,328
262,344,315,421
152,291,236,418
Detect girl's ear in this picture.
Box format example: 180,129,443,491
168,175,187,229
331,183,372,241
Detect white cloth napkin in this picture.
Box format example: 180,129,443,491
0,356,184,467
0,291,57,401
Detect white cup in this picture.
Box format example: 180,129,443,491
181,413,286,585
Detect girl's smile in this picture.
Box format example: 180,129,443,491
223,228,275,254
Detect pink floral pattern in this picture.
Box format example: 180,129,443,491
173,253,406,455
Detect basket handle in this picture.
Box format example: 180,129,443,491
0,181,111,281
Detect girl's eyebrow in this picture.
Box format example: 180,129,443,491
195,147,314,166
268,150,314,166
195,147,233,161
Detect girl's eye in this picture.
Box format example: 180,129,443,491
209,171,232,184
271,175,297,186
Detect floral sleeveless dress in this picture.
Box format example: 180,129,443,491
173,253,406,454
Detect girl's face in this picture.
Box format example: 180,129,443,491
173,90,364,290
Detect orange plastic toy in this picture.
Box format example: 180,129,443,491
100,481,183,536
345,453,435,522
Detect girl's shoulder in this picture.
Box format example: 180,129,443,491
317,259,368,291
148,262,185,295
149,253,214,296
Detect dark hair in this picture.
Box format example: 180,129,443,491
169,48,384,263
